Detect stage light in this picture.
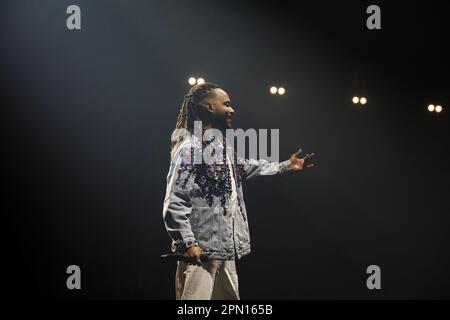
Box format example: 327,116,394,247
278,87,286,95
196,78,205,85
352,96,359,104
270,86,278,94
435,105,442,113
188,77,197,85
428,104,435,112
360,97,367,105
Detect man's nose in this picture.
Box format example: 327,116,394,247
228,107,235,114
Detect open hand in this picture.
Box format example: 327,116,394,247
289,148,316,171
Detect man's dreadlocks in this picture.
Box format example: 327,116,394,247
171,82,220,150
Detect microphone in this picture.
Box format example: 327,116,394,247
160,253,209,263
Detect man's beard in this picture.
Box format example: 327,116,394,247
213,114,231,131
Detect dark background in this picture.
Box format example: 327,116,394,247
1,0,449,299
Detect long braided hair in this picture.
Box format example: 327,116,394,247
171,82,220,150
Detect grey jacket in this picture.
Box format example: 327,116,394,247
162,135,292,260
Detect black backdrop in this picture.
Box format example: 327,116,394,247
2,0,449,299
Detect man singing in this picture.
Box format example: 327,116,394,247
163,82,315,300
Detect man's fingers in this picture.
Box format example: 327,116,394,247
295,149,317,160
185,255,203,266
302,153,316,165
194,255,202,266
185,255,196,264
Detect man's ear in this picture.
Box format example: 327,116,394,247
204,103,215,113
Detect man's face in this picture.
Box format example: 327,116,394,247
203,88,235,130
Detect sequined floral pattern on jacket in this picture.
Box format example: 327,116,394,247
175,141,246,219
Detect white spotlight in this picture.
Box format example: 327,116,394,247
188,77,197,85
196,78,205,85
270,86,278,94
278,87,286,95
360,97,367,105
352,96,359,104
435,105,442,113
427,104,435,112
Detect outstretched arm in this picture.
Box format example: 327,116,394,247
243,147,316,179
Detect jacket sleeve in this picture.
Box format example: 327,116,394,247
162,144,199,254
243,158,292,180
